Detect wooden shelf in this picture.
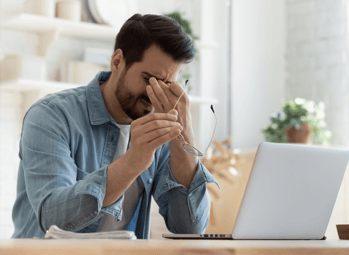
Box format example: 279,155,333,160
1,13,118,43
0,79,218,106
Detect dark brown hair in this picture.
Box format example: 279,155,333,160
114,14,195,70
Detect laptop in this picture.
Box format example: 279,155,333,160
163,142,349,240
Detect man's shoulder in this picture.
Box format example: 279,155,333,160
41,86,87,105
22,86,88,126
31,86,87,112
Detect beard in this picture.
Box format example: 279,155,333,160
115,69,153,120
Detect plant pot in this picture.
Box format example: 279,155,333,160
285,123,311,144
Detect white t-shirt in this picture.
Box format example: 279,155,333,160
113,124,131,161
97,124,145,232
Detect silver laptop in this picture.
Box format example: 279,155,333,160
163,142,349,240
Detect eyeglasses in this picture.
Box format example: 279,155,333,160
173,80,217,157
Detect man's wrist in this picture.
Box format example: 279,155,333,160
123,149,148,173
169,137,199,189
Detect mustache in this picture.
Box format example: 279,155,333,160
140,95,151,104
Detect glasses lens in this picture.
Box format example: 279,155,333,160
182,144,203,157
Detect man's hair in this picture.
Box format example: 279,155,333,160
114,14,195,70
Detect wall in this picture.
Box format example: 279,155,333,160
285,0,349,146
231,0,286,149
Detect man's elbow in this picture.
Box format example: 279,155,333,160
168,212,210,234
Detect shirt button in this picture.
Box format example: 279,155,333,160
148,179,153,184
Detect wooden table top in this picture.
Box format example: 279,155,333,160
2,239,349,255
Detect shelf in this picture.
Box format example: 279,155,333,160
0,14,219,56
0,79,83,92
1,13,118,43
0,79,219,106
0,13,118,56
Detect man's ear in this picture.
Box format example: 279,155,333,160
110,49,124,72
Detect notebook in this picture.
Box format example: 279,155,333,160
163,142,349,240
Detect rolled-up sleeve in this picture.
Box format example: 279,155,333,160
153,145,220,234
21,103,121,233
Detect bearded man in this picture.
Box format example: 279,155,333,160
12,13,219,239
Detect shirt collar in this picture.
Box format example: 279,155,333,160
86,71,115,126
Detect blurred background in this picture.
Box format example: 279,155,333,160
0,0,348,240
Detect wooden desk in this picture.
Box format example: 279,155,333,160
2,239,349,255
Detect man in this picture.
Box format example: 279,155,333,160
12,14,219,239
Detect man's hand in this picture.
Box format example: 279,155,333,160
146,77,193,144
146,77,189,122
146,77,198,189
126,110,183,172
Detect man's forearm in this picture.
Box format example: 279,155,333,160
102,152,142,207
169,128,199,190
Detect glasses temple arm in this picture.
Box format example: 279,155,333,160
172,80,188,110
204,105,217,154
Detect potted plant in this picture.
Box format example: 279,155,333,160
164,11,199,93
262,98,332,145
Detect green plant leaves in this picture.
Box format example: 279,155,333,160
262,98,332,145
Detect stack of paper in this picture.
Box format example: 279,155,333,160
45,225,137,240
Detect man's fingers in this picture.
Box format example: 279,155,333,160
146,85,164,113
149,78,172,110
141,126,183,143
168,81,185,97
147,127,182,149
168,109,178,115
157,80,176,102
141,119,182,133
133,112,177,126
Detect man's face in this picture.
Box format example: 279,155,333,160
115,44,182,120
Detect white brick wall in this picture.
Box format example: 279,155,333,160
286,0,349,146
288,0,316,15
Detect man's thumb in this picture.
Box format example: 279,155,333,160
169,109,178,115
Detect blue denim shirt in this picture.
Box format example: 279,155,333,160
11,71,219,239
